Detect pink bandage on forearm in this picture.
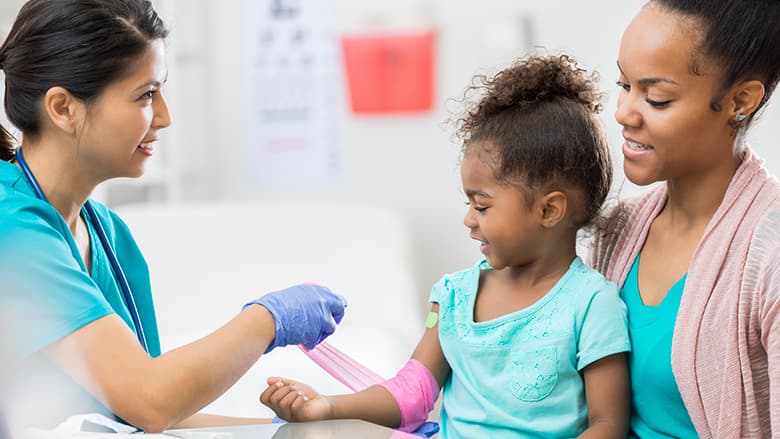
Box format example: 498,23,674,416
378,359,440,432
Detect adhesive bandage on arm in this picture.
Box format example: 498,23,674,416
378,358,440,433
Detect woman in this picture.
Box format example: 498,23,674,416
0,0,346,434
590,0,780,437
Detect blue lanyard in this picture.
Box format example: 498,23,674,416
15,149,148,352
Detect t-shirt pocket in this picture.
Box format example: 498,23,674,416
509,345,559,402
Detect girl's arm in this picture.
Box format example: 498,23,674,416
261,303,450,428
577,353,630,439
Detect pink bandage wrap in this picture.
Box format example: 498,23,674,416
379,359,440,433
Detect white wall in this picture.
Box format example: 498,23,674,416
164,0,779,302
2,0,778,304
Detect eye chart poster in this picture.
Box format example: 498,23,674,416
242,0,343,186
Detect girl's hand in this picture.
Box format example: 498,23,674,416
260,377,333,422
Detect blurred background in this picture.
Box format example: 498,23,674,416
2,0,777,302
2,0,779,421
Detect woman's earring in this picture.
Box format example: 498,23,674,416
735,113,747,122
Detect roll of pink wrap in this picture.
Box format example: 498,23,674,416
298,342,385,391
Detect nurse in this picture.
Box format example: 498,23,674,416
0,0,346,434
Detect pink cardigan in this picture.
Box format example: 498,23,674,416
589,148,780,438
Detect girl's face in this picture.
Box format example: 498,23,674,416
78,39,171,181
461,146,544,270
615,4,736,186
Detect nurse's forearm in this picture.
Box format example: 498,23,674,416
171,412,272,429
45,307,276,433
141,305,276,430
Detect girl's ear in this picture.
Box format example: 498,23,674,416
42,86,85,136
539,191,567,228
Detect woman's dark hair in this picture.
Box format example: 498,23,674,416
651,0,780,125
456,54,612,228
0,0,168,161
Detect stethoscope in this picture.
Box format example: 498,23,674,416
15,148,148,352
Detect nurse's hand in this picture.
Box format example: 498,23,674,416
261,377,333,422
245,284,347,353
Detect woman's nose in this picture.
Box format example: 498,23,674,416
615,92,641,129
153,91,172,129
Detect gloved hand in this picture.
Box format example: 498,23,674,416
244,284,347,353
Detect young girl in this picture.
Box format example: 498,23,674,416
260,55,631,438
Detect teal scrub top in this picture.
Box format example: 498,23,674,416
622,255,697,438
0,160,160,428
431,257,631,439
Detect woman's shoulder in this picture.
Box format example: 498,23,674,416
748,189,780,259
0,194,65,245
86,199,135,239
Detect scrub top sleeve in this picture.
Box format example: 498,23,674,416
575,282,631,371
0,215,113,358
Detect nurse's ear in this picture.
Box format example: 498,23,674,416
42,86,86,136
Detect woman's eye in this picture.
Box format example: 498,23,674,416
616,81,630,91
139,89,157,100
645,98,672,108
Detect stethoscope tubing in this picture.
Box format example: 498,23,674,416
15,148,148,352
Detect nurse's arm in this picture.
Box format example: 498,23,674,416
577,352,630,439
43,305,275,433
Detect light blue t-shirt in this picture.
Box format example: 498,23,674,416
621,256,698,439
430,257,630,439
0,160,160,428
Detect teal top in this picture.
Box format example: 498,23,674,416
622,255,697,438
430,257,631,439
0,160,160,428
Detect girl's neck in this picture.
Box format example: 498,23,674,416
503,234,577,289
19,141,97,232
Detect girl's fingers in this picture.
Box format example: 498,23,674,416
268,381,295,406
278,386,304,419
289,390,309,415
260,379,285,405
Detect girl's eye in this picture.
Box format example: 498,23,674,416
645,98,672,108
464,201,487,213
616,81,630,91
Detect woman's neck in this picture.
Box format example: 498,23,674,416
18,141,97,232
663,150,743,229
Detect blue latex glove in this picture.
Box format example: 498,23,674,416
244,284,347,353
412,422,440,437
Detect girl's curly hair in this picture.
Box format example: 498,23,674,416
455,54,612,227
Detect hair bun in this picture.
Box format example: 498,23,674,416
487,54,603,113
455,54,604,143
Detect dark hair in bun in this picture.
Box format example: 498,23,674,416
456,54,612,227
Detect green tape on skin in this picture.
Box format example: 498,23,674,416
425,311,439,328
